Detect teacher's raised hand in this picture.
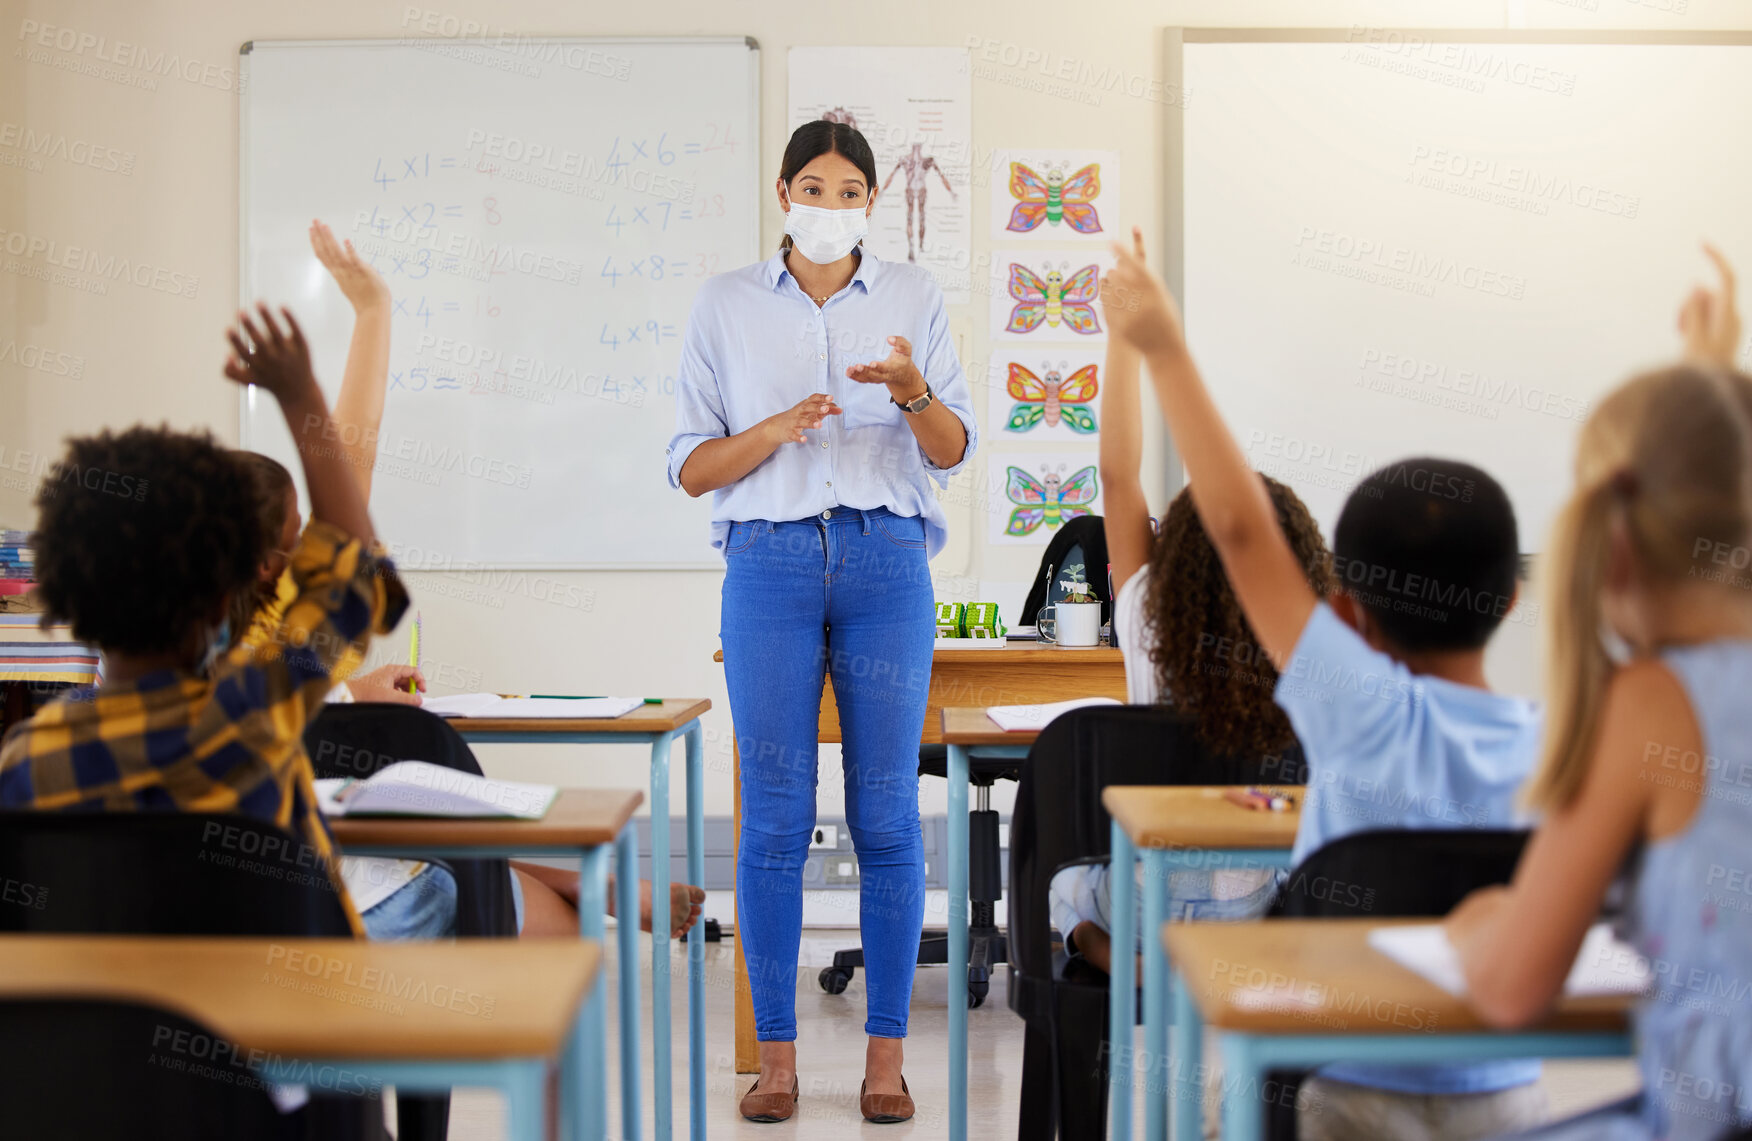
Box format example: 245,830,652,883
846,335,925,400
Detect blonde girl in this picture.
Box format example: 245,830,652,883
1449,247,1752,1141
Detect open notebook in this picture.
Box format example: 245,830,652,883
420,693,641,719
316,760,557,819
985,696,1122,732
1369,922,1651,998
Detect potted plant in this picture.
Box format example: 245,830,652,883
1041,563,1102,646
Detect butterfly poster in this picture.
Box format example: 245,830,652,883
986,352,1102,441
985,453,1102,546
987,249,1110,343
988,150,1119,242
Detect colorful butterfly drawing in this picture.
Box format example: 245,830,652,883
1005,464,1099,536
1005,262,1102,336
1005,361,1099,434
1006,162,1103,234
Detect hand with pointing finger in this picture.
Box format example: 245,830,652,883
763,392,843,446
1100,226,1186,358
1680,243,1742,370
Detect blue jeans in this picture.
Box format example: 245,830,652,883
361,864,459,940
722,507,935,1041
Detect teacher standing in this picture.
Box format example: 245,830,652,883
666,120,976,1125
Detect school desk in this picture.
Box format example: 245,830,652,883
436,700,708,1141
1162,919,1634,1140
714,644,1127,1080
331,787,641,1141
0,934,599,1141
1103,786,1303,1141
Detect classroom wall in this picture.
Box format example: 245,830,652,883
6,0,1747,816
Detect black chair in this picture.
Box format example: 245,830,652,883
1259,828,1532,1140
303,702,518,939
0,999,302,1140
0,812,385,1140
822,523,1116,1007
1007,705,1307,1141
302,702,524,1141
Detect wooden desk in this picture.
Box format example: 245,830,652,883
0,934,599,1141
333,787,641,1141
1163,920,1634,1139
1102,784,1303,1141
441,700,709,1141
716,646,1127,1085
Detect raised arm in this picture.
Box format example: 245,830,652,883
225,304,374,546
310,219,391,501
1098,227,1156,593
1100,240,1315,666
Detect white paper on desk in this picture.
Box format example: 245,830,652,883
418,694,640,719
986,696,1121,732
418,692,507,718
1368,922,1651,998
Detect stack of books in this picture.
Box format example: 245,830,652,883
0,530,36,610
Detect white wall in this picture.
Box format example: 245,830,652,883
6,0,1746,816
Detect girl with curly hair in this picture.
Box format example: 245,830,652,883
1048,227,1334,974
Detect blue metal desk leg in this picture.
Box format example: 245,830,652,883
1141,850,1170,1141
947,743,970,1141
505,1058,550,1141
1219,1033,1265,1141
575,845,611,1141
1108,822,1137,1141
684,721,706,1141
648,729,676,1141
616,825,644,1141
1170,968,1201,1141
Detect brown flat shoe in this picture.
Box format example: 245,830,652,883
860,1075,914,1123
740,1075,800,1123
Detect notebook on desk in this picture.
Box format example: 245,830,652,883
316,760,557,819
1368,921,1650,998
986,696,1122,732
421,693,642,719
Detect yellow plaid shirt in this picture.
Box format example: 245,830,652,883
0,520,409,934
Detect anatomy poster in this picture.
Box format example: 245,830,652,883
984,350,1104,442
985,452,1102,546
987,249,1110,343
989,149,1118,242
789,47,973,302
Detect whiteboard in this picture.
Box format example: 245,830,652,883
240,37,759,568
1175,33,1752,548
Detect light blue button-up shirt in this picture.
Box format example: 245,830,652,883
664,249,977,558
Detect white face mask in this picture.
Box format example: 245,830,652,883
784,200,868,265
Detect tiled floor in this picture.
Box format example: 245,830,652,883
424,929,1640,1139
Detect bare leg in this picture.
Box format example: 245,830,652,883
509,860,705,937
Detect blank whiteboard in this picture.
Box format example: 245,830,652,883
240,37,759,568
1175,32,1752,547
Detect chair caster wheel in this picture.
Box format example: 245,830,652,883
968,976,989,1008
819,966,853,995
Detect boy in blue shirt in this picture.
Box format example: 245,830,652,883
1103,230,1544,1139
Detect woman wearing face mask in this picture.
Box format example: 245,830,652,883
667,120,976,1124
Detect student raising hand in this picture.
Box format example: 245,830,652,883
310,219,390,313
311,218,392,501
1100,230,1187,358
225,303,318,401
1679,242,1742,370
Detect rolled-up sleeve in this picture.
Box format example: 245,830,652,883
918,286,977,484
665,300,728,491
